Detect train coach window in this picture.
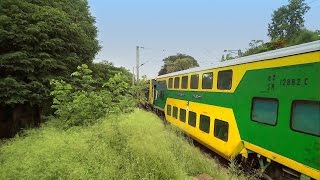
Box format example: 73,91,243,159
251,98,278,125
174,77,180,89
190,74,199,89
202,72,213,89
168,78,173,89
199,115,210,133
167,105,172,116
173,106,178,119
188,111,197,127
217,70,232,90
179,108,186,122
214,119,229,142
291,100,320,136
181,76,188,89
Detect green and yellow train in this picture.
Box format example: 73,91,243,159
145,40,320,179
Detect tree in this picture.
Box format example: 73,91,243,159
268,0,310,41
90,60,133,87
224,53,235,61
0,0,100,136
158,54,199,75
287,29,320,45
242,40,285,57
240,0,318,58
249,40,264,49
50,64,135,128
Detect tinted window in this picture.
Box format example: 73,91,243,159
190,74,199,89
202,72,213,89
179,109,186,122
158,80,166,88
174,77,180,89
291,100,320,136
251,98,278,125
214,119,229,142
173,106,178,119
167,105,172,116
217,70,232,90
181,76,188,89
199,115,210,133
188,111,197,127
168,78,173,88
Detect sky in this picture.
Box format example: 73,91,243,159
88,0,320,78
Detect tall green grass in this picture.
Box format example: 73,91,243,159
0,110,250,179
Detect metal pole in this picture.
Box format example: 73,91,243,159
132,66,135,86
238,49,242,57
136,46,139,81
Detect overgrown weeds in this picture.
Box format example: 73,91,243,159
0,110,254,179
228,160,260,180
0,65,256,179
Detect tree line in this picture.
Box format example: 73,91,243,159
1,0,318,137
159,1,319,73
0,0,136,137
223,0,320,60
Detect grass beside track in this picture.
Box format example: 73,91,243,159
0,109,252,179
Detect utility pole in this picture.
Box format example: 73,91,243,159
132,66,135,86
136,46,139,81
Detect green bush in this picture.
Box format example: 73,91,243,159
0,110,251,180
287,29,320,46
50,64,135,128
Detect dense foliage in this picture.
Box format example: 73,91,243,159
242,0,319,57
242,40,285,57
50,64,135,128
0,0,99,107
268,0,310,41
0,110,253,179
243,31,320,57
90,60,133,87
158,54,199,75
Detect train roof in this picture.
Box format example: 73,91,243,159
156,40,320,79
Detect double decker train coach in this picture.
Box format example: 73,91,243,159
146,40,320,179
